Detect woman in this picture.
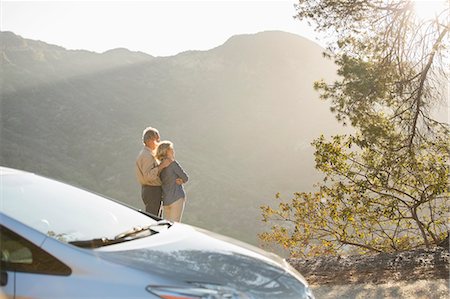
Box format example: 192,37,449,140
155,141,189,222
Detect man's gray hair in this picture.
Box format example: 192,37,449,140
142,127,159,143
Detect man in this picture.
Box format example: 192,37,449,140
135,126,170,216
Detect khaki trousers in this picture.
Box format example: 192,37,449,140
163,198,186,222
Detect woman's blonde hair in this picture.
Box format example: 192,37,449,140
156,141,173,161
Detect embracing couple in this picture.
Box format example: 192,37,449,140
135,126,189,222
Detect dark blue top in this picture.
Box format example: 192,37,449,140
159,160,189,206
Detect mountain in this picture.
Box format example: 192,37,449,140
0,30,343,245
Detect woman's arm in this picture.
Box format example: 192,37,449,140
138,155,160,184
173,161,189,183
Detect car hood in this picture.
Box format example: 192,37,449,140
95,223,309,296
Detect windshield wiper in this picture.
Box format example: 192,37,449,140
69,220,173,249
114,219,173,239
69,237,126,248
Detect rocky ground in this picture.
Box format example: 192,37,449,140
288,247,449,299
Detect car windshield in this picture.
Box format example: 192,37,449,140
1,171,158,244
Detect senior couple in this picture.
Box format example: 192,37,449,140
135,126,188,222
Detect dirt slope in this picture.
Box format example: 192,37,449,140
289,247,449,299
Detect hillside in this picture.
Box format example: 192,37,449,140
0,30,342,245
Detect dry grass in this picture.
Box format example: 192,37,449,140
311,279,449,299
288,247,449,299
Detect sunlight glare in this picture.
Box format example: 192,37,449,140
412,0,448,22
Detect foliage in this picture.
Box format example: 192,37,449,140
261,132,449,257
300,0,449,148
260,0,449,257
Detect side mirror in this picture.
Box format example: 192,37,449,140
0,271,8,287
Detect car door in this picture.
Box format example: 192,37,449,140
0,268,14,299
1,226,17,299
0,226,71,299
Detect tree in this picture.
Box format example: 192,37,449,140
260,0,449,257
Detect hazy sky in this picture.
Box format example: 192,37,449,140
1,0,323,57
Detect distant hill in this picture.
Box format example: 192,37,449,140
0,30,343,245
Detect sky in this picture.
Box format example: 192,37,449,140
0,0,323,57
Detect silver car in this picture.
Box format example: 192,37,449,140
0,166,314,299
